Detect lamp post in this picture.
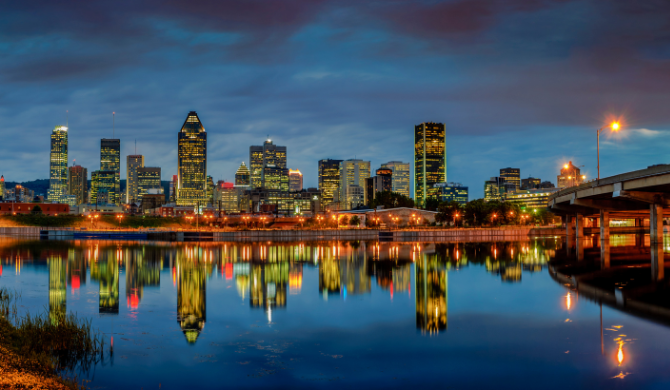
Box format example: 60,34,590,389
116,214,123,230
597,122,620,180
453,213,459,228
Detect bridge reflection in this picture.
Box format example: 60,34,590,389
0,237,558,343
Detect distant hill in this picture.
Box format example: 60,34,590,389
3,179,171,199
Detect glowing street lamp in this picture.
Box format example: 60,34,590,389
116,214,123,230
597,121,621,180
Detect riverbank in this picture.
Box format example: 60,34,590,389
0,317,75,390
0,226,566,242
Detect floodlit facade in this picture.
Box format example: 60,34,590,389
126,155,144,203
557,161,584,188
339,159,370,209
48,125,68,203
434,182,469,205
289,169,303,192
506,188,560,212
414,122,446,207
100,139,121,205
213,181,241,212
68,165,88,205
381,161,410,198
138,167,162,201
235,162,251,187
177,111,207,207
318,159,342,206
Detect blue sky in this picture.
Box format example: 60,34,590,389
2,0,670,199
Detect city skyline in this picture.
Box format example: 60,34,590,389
3,2,670,199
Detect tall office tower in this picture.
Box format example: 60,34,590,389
91,170,117,205
374,168,393,193
500,168,521,191
100,139,121,205
318,159,343,205
339,159,371,209
484,177,504,202
177,111,207,207
137,167,162,200
126,155,144,203
557,161,584,188
381,161,410,198
206,176,215,205
169,175,177,202
249,146,264,189
48,125,68,203
521,177,541,190
235,162,251,187
249,139,287,189
263,166,289,191
288,169,303,192
0,175,4,200
68,165,88,205
414,122,446,208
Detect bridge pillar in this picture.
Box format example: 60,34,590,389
600,210,610,268
565,215,574,237
575,214,584,238
651,240,664,281
649,204,663,243
576,238,586,261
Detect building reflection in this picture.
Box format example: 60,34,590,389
125,247,161,309
415,253,448,334
90,247,119,314
250,262,288,313
176,249,208,343
48,255,67,323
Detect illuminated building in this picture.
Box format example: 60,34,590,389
100,139,121,205
206,175,214,204
380,161,410,198
249,139,287,190
318,159,342,206
91,170,117,205
68,165,88,205
126,155,144,203
505,188,560,212
177,111,207,207
374,168,393,192
48,256,67,324
213,181,241,212
5,185,35,203
414,122,446,207
137,167,162,200
169,175,177,202
177,258,206,343
0,175,4,200
262,165,289,191
339,159,370,209
248,188,321,215
521,177,541,190
288,169,303,192
557,161,584,188
235,162,251,187
48,125,68,203
500,167,520,191
416,254,447,333
434,182,469,205
484,177,504,202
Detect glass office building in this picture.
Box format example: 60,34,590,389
48,125,68,203
318,159,342,206
177,111,207,207
414,122,446,208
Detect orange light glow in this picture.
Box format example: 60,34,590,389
566,292,572,311
612,122,620,131
617,341,624,365
564,164,569,169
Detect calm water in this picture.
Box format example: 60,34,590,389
0,236,669,389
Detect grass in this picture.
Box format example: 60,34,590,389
2,214,84,227
0,287,104,389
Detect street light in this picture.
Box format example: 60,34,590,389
597,121,621,180
116,214,123,230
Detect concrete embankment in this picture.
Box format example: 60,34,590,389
0,226,564,242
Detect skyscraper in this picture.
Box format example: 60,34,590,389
177,111,207,207
288,169,303,192
339,159,371,209
249,139,287,189
318,159,343,206
100,139,121,205
48,125,68,203
500,168,521,191
68,165,88,205
137,167,162,200
0,176,4,200
235,162,251,187
414,122,446,208
91,170,117,205
484,177,504,202
381,161,410,198
126,155,144,204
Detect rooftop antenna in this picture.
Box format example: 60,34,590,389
112,112,115,138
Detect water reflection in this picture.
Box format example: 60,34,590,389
0,237,560,339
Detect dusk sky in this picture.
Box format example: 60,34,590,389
2,0,670,199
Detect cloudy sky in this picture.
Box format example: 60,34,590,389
2,0,670,198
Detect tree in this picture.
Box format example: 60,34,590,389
31,205,42,215
370,191,414,209
350,215,361,227
339,215,350,226
424,197,440,211
463,199,489,227
435,201,463,225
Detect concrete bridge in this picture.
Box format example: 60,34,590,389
547,164,670,280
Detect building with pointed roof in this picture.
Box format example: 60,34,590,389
48,125,68,203
177,111,207,207
235,162,251,187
